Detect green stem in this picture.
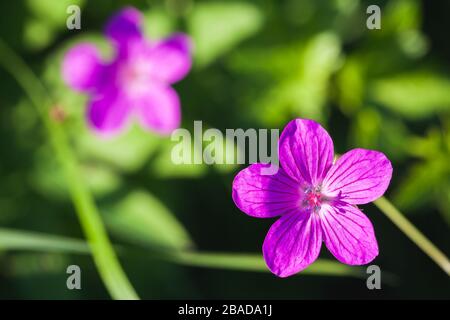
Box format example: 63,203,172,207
374,197,450,276
0,228,367,279
0,39,138,299
167,251,366,278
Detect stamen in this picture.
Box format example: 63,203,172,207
302,185,324,212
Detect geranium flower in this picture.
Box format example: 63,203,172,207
62,7,192,136
232,119,392,277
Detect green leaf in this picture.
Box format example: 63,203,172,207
383,0,421,33
104,190,194,251
143,7,176,39
77,125,161,173
350,108,382,149
255,33,341,124
392,157,448,212
293,32,341,120
149,138,208,178
336,58,365,114
30,144,122,200
23,19,54,50
26,0,85,29
24,0,86,50
439,181,450,226
371,72,450,119
188,2,263,66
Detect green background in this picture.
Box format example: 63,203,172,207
0,0,448,299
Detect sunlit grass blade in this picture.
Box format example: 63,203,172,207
0,228,90,253
0,228,375,280
375,197,450,276
0,38,138,300
168,251,365,278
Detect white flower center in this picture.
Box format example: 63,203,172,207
119,59,153,96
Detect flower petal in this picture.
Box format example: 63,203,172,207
320,202,378,265
263,211,322,277
62,43,103,92
279,119,334,185
135,85,181,135
104,7,142,47
323,148,393,204
87,88,131,136
148,33,192,84
232,163,302,218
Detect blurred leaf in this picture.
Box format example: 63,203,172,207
143,7,176,39
6,253,68,277
383,0,421,33
228,46,292,76
397,30,428,59
203,128,241,174
24,0,86,50
336,58,365,114
438,181,450,226
23,19,54,50
293,32,341,120
77,125,161,173
377,117,410,161
26,0,85,29
406,128,446,159
256,33,341,124
371,72,450,119
188,1,263,66
350,107,381,149
104,190,193,251
149,138,207,178
393,157,448,212
30,144,122,200
393,127,449,213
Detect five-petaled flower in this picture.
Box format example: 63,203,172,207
232,118,393,277
62,7,192,136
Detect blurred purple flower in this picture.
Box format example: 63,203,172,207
62,7,192,136
232,118,393,277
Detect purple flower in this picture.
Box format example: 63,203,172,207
232,119,393,277
62,7,192,136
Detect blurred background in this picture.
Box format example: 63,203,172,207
0,0,449,299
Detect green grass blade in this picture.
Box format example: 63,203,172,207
169,251,365,278
0,228,90,253
0,38,138,300
0,228,369,279
375,197,450,276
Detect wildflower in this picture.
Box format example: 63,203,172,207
62,7,192,136
232,118,392,277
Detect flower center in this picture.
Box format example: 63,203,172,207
302,185,324,212
119,59,153,96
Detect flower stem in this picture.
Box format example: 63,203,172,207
374,197,450,276
0,39,139,299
